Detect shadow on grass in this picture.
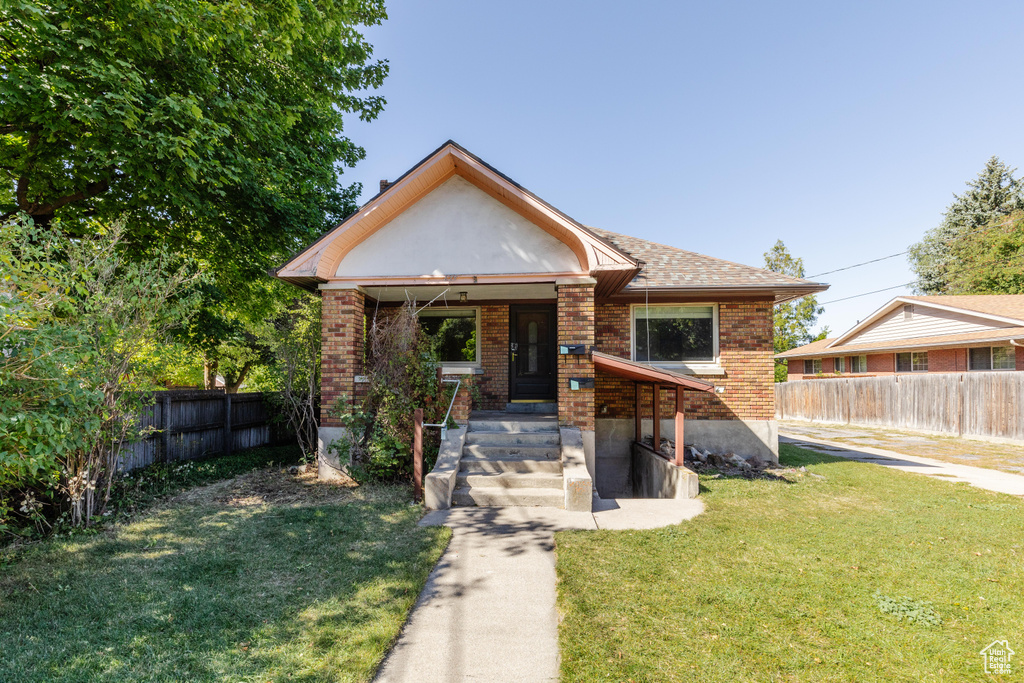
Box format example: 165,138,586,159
0,484,448,683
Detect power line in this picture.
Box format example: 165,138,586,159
818,282,918,305
806,251,907,279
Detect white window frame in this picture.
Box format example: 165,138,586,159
852,355,868,373
417,306,482,369
629,303,721,374
805,358,822,374
833,357,845,373
969,346,1015,371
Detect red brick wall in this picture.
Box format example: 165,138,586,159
1017,345,1024,371
321,288,365,427
557,284,595,430
479,305,509,410
594,300,775,421
867,353,894,374
928,348,968,373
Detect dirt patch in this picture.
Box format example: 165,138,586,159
168,467,359,509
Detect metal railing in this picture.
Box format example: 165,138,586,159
413,378,462,502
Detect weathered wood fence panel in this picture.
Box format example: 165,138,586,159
117,390,290,471
776,372,1024,442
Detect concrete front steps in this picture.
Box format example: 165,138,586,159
452,414,564,508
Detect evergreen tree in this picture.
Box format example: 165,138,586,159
908,157,1024,293
764,240,828,382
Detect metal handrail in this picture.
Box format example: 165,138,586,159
422,378,461,441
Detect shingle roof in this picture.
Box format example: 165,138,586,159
587,227,820,290
901,295,1024,323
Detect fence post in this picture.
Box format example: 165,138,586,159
413,408,424,503
224,393,233,456
161,393,172,462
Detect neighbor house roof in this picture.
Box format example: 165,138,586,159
776,294,1024,359
587,227,826,303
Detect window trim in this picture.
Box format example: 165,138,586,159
852,354,868,373
969,345,1015,371
833,357,845,373
417,306,482,368
805,358,822,374
895,351,929,373
629,303,720,372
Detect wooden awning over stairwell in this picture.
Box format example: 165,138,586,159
591,351,715,466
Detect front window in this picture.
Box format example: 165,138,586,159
970,346,1015,371
896,351,928,372
805,358,822,374
633,305,715,364
418,308,479,364
851,355,868,373
833,357,845,373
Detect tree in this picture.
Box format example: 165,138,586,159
943,210,1024,294
908,157,1024,294
1,0,387,290
764,240,828,382
1,216,198,531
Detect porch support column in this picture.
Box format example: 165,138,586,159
634,381,642,443
674,387,685,466
318,285,365,480
652,383,660,454
556,278,596,476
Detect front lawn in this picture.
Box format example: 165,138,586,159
0,464,449,682
556,444,1024,682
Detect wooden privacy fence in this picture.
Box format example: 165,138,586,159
118,390,291,471
775,372,1024,442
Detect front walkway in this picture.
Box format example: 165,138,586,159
780,431,1024,497
373,497,703,683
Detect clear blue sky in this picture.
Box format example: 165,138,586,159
342,0,1024,338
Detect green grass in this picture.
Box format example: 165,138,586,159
0,469,450,682
556,444,1024,682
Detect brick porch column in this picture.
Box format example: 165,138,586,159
556,278,597,475
319,286,365,479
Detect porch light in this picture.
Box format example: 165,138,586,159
459,291,468,303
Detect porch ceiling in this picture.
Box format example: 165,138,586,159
592,351,716,392
359,283,557,303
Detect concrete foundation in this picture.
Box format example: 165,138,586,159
595,418,778,497
317,426,351,482
630,443,699,499
560,427,593,512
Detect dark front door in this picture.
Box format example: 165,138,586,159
509,305,557,401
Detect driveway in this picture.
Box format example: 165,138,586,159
780,428,1024,497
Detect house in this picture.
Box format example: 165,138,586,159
275,141,826,503
778,295,1024,379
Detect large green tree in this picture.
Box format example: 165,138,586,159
764,240,828,381
943,210,1024,294
908,157,1024,294
1,0,387,283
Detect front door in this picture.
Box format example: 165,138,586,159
509,305,557,401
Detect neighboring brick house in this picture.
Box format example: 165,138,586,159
778,295,1024,379
275,141,825,485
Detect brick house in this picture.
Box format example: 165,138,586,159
778,295,1024,379
275,141,825,500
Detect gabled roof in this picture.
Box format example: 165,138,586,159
588,227,827,303
776,294,1024,359
829,294,1024,348
276,140,640,294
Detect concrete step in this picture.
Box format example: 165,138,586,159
459,458,563,474
465,431,561,447
468,419,558,434
456,471,564,490
463,444,561,459
504,402,558,414
452,485,564,508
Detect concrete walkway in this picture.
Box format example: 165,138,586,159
780,433,1024,496
374,496,703,683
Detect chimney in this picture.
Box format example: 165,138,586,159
379,179,390,193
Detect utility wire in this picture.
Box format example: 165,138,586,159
806,251,907,279
818,282,918,305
